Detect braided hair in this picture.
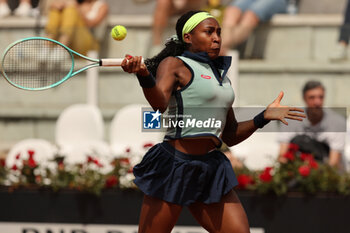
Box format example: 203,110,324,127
145,10,204,77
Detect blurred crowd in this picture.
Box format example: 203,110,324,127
0,0,297,55
0,0,37,17
2,0,349,61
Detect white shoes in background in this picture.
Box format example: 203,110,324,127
0,2,11,18
14,1,32,17
0,1,33,18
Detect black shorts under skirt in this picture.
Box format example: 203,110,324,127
133,141,238,206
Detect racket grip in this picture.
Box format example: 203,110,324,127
100,58,144,66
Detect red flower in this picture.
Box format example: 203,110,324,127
308,160,319,170
259,167,273,183
28,150,35,159
28,158,37,168
105,175,118,188
87,156,94,163
87,156,103,167
58,161,65,171
93,158,100,166
298,165,311,177
15,153,20,160
110,160,116,166
0,158,5,167
119,158,130,165
237,174,254,189
128,167,133,173
11,164,18,171
300,153,318,169
95,160,103,168
143,143,154,148
288,143,299,152
283,151,295,161
300,153,313,162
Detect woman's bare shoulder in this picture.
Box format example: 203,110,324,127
158,56,186,72
160,56,184,65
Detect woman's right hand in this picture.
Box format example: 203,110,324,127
121,55,150,77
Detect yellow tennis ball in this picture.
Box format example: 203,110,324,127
111,25,127,41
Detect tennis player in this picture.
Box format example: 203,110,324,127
121,11,305,233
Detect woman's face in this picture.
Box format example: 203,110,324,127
184,18,221,59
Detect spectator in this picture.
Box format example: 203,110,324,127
278,81,346,171
202,0,226,25
0,0,34,17
329,0,350,61
150,0,205,56
45,0,108,56
220,0,288,55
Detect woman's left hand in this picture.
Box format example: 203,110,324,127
264,91,306,125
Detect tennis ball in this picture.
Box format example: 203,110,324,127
111,25,127,41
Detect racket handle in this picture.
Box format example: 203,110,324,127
100,58,144,66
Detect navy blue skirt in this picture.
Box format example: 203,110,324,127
133,141,238,206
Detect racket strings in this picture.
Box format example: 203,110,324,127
2,39,72,89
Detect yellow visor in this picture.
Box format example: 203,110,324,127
182,12,215,40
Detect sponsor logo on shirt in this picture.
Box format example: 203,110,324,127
201,74,212,79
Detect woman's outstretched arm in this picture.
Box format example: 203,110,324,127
222,91,306,147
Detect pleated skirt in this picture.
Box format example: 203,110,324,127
133,141,238,206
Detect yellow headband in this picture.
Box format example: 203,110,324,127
182,12,215,40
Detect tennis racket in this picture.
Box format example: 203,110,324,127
0,37,133,91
